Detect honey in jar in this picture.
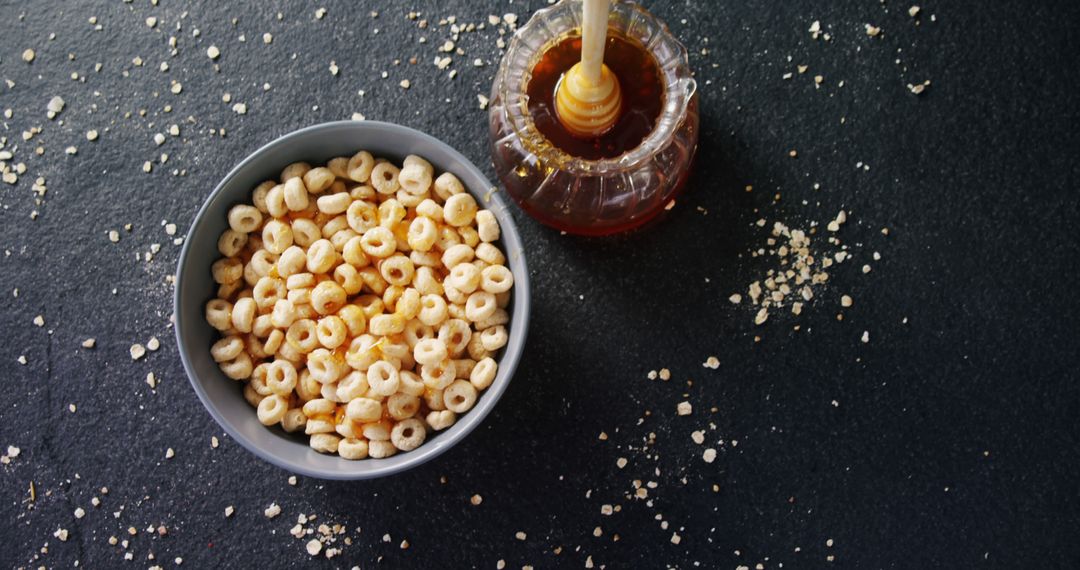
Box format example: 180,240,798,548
527,31,664,160
488,0,700,236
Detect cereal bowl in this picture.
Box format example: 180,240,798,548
174,121,530,480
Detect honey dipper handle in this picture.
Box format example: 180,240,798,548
580,0,610,85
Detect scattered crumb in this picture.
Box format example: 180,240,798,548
130,344,146,360
82,338,96,349
703,448,717,463
264,503,281,518
470,494,483,506
908,80,931,95
676,401,693,416
225,506,235,517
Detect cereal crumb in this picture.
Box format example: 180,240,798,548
264,503,281,518
728,293,742,304
32,315,44,327
703,356,719,369
263,33,273,44
754,307,769,325
147,337,161,351
165,447,175,459
224,506,235,517
470,494,483,506
477,94,489,110
691,431,705,445
232,103,248,115
146,372,156,388
703,448,717,463
861,330,870,343
47,96,65,117
54,528,69,541
616,457,628,469
399,79,411,89
82,338,96,349
306,539,322,556
86,130,99,141
909,6,921,17
841,295,853,307
908,80,931,95
288,476,297,486
207,45,220,59
211,436,219,448
130,344,146,360
515,531,527,540
676,401,693,416
658,368,671,381
22,48,36,62
670,533,681,545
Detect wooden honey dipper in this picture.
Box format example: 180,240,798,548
555,0,623,139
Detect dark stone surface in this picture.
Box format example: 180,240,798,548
2,1,1079,568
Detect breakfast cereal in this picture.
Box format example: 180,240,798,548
205,151,514,459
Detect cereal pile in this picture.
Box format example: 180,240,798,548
205,152,514,459
730,211,870,328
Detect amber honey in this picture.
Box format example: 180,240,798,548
527,31,664,160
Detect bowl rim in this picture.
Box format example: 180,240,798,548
173,120,531,480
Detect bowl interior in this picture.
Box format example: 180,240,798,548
174,121,530,480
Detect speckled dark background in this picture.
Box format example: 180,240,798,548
2,1,1079,568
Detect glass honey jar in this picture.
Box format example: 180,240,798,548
488,0,699,236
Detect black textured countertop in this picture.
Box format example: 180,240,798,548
2,1,1078,568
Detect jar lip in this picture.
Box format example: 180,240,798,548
495,0,695,174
